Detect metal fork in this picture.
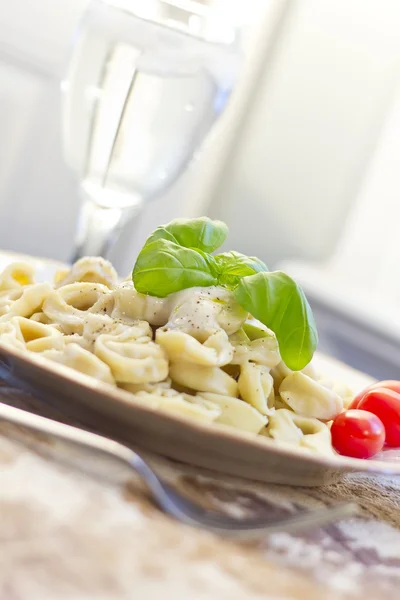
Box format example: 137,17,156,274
0,402,357,538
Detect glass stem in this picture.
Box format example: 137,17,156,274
71,195,141,263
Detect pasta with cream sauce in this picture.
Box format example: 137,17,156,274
0,256,354,456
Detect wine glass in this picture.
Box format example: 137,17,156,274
62,0,242,261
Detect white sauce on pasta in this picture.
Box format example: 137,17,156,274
112,282,247,336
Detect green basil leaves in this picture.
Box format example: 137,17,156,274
133,238,218,297
132,216,317,369
145,217,228,253
233,272,318,370
214,251,268,288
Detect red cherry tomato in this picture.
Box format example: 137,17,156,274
358,387,400,447
348,397,362,410
349,380,400,409
331,410,385,458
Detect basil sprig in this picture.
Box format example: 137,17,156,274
133,238,218,297
132,217,317,369
233,271,318,371
214,251,268,288
145,217,228,253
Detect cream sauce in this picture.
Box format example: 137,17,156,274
111,282,247,336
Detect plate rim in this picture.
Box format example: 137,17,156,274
0,340,399,478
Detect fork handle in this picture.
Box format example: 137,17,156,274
0,401,359,536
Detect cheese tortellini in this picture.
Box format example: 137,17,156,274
0,257,353,457
279,371,344,420
156,328,233,367
265,409,334,456
95,326,169,384
238,362,274,415
0,262,35,291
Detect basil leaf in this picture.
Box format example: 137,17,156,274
233,271,318,370
145,226,178,246
215,251,268,288
160,217,228,253
133,238,218,297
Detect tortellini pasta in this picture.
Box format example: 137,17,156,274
1,283,53,320
271,360,320,392
95,327,169,384
266,409,334,456
156,328,233,366
0,262,35,291
0,257,354,458
169,362,238,397
200,392,267,434
42,282,111,334
111,280,170,326
230,329,281,368
120,378,174,395
6,316,64,352
0,320,26,351
42,343,115,385
55,256,118,289
238,362,274,415
279,372,343,420
0,288,24,317
318,377,355,409
131,390,222,422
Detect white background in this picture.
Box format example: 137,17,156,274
0,0,400,287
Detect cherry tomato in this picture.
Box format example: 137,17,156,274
349,380,400,409
331,410,385,458
358,387,400,447
348,397,362,410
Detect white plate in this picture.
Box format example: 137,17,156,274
0,251,399,486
